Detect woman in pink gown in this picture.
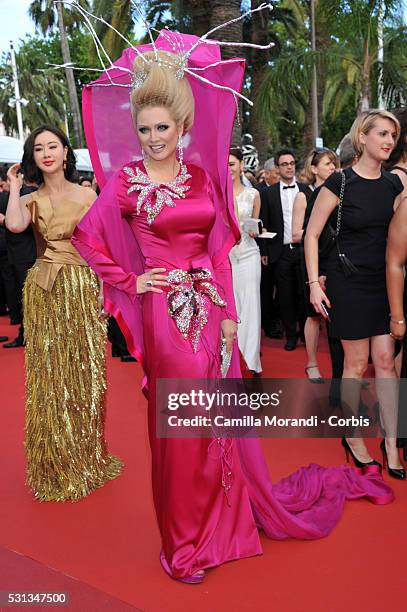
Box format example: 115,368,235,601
72,41,394,584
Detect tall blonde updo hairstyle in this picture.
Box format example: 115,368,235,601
131,51,195,134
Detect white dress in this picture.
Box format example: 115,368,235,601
229,187,262,373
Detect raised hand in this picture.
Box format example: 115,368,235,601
7,164,23,191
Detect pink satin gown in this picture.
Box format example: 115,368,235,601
73,160,394,580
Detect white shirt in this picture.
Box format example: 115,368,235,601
280,180,299,244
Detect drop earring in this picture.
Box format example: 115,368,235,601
177,135,184,165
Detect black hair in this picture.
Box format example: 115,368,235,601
21,124,78,185
274,148,296,166
229,147,244,162
79,175,92,186
386,107,407,169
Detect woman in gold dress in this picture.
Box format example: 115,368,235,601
6,125,123,502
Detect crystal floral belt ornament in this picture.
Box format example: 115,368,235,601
123,164,192,225
167,268,226,352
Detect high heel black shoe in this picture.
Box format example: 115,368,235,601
305,365,324,384
380,440,406,480
341,438,382,469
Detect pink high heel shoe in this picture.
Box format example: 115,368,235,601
160,550,205,584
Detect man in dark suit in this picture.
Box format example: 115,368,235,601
259,148,309,351
257,158,282,338
0,182,37,348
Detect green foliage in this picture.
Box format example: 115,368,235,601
0,37,67,134
0,30,96,136
143,0,189,32
254,0,407,153
28,0,90,35
91,0,136,62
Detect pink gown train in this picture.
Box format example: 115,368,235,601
73,160,393,579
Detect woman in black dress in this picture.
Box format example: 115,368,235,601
305,110,405,478
292,147,338,382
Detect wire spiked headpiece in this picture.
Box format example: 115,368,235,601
51,0,274,112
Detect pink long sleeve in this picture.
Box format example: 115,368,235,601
71,172,140,301
73,236,138,299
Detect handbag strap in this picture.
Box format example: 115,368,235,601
392,165,407,176
334,170,346,237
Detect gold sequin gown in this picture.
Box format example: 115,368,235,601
23,193,123,502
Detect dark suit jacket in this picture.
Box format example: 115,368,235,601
256,181,310,263
0,186,37,265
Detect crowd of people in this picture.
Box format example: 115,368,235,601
1,40,406,585
230,108,407,476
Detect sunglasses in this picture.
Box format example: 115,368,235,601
310,147,331,165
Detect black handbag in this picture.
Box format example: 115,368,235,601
304,173,357,275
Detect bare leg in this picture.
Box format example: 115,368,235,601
341,338,372,462
304,316,322,378
371,334,403,469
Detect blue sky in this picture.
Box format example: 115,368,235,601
0,0,149,56
0,0,37,55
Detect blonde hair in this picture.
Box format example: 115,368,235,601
131,51,194,134
350,109,401,157
303,148,338,184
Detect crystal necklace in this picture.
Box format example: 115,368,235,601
123,161,192,225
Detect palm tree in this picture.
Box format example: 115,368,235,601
186,0,211,35
28,0,87,147
143,0,210,36
91,0,134,62
0,40,67,135
247,1,301,162
208,0,243,145
255,0,407,155
323,0,407,112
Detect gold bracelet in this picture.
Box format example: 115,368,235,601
306,280,320,285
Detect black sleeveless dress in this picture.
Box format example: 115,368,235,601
324,168,403,340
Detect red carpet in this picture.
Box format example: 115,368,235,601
0,546,139,611
0,315,405,612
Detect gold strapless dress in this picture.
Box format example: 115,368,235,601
23,194,123,502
